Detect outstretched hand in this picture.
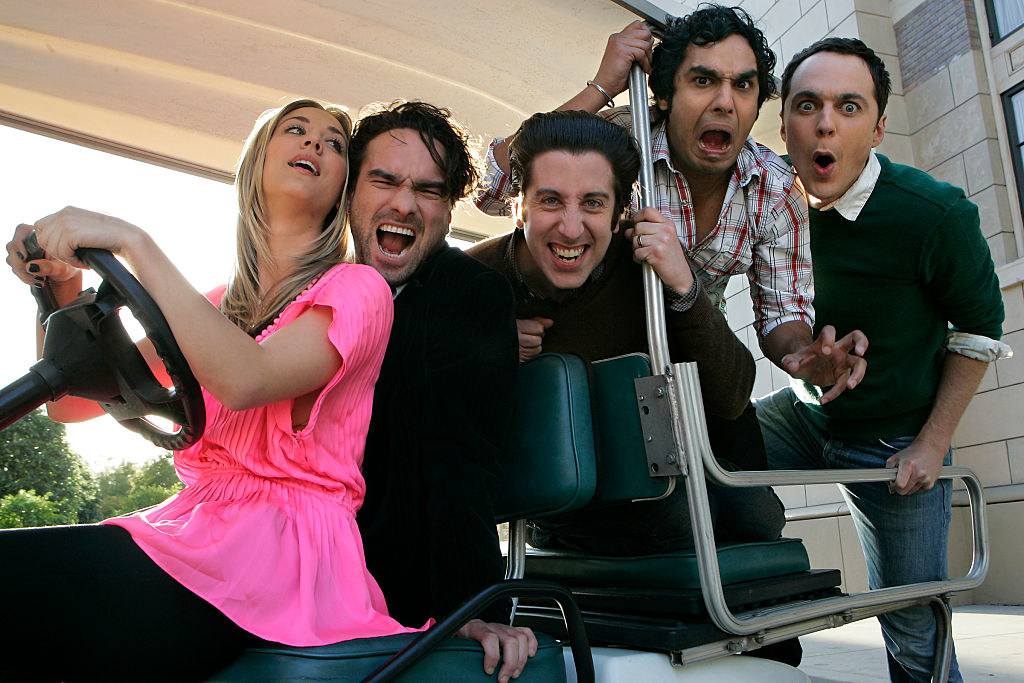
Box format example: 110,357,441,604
781,325,868,403
456,619,538,683
591,20,654,100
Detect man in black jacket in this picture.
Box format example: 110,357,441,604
348,101,534,683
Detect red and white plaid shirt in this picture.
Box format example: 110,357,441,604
475,105,814,338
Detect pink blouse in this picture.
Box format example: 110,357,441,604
106,263,428,645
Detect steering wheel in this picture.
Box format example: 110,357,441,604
0,234,205,450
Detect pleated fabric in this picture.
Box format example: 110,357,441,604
106,264,430,645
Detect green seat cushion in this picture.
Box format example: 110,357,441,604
209,631,566,682
524,538,811,590
494,353,598,522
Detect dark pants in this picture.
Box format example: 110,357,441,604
0,524,258,682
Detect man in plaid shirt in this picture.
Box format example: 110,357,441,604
477,5,866,400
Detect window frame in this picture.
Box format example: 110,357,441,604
986,0,1024,45
1001,81,1024,225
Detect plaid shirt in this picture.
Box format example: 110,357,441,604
475,105,814,337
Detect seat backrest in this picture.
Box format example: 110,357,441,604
590,353,673,504
494,352,675,522
493,354,598,522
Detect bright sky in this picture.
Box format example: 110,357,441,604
0,124,475,472
0,125,238,470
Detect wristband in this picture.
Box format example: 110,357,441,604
586,80,615,108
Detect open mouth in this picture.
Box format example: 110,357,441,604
813,151,836,172
550,244,586,263
377,224,415,257
289,159,320,176
699,129,732,152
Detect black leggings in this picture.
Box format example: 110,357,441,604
0,524,259,682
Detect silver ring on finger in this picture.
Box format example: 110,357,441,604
636,234,643,248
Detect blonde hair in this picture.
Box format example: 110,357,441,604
221,98,353,334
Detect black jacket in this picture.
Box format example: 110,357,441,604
356,245,518,626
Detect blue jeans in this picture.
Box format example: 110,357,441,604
755,388,960,683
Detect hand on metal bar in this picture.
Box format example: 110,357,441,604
623,207,695,296
591,20,653,104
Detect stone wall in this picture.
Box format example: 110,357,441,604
712,0,1024,603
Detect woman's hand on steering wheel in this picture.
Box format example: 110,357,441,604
27,206,145,270
6,222,80,289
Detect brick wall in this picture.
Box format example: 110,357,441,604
894,0,980,92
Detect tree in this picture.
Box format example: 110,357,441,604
89,452,183,520
0,489,74,528
0,410,94,524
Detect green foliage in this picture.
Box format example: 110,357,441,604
0,489,76,528
0,411,182,527
89,452,183,520
0,410,94,522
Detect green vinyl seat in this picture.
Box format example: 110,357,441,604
524,538,810,590
209,631,567,682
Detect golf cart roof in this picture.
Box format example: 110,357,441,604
0,0,782,239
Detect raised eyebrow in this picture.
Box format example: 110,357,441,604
790,89,821,103
282,115,311,125
327,126,346,138
837,92,869,105
583,191,611,201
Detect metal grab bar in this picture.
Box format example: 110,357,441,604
623,42,988,648
672,361,989,637
629,63,670,376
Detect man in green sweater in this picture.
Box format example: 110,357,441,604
757,38,1011,682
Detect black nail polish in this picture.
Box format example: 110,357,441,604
34,275,44,282
27,263,40,273
16,251,24,261
33,282,43,289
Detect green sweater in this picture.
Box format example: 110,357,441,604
802,154,1004,438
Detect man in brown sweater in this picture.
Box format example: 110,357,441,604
467,110,784,554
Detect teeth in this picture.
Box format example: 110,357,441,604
552,245,584,261
378,243,410,257
291,160,319,175
379,225,414,237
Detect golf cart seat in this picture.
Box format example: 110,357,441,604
498,353,842,652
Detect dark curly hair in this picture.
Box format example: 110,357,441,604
780,37,891,120
509,110,640,222
650,3,777,119
348,100,479,203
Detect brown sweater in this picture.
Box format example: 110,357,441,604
467,230,754,419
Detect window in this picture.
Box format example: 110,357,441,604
1002,83,1024,222
987,0,1024,43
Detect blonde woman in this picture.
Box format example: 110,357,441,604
1,99,425,680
